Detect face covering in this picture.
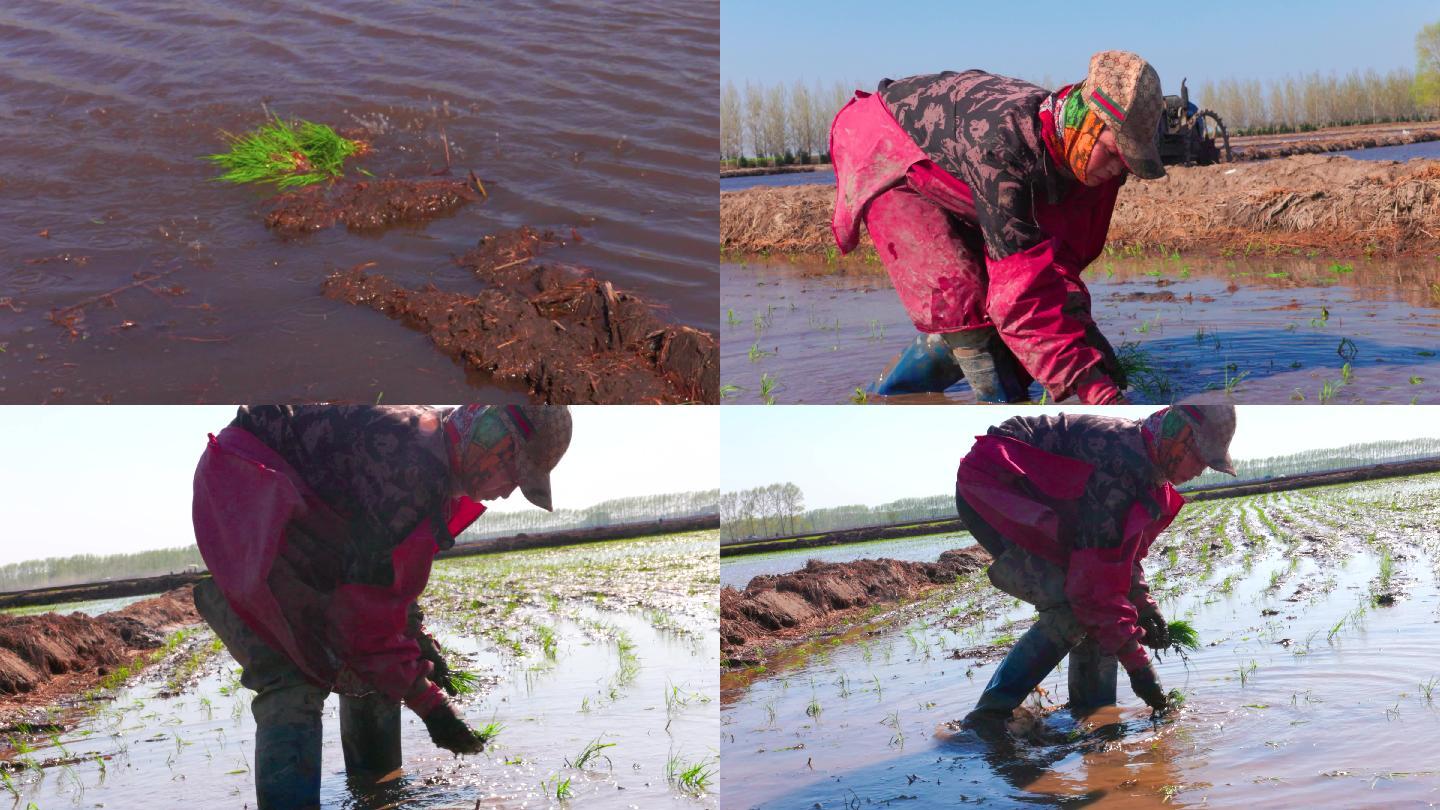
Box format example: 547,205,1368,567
1041,83,1107,183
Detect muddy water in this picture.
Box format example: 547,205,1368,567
722,256,1440,404
721,474,1440,808
0,0,717,402
720,532,973,589
0,594,148,617
6,535,718,808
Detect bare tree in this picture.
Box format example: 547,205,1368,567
720,80,743,160
761,83,789,159
742,82,765,158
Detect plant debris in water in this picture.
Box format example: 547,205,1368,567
204,116,367,189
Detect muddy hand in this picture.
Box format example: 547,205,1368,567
1138,613,1170,650
416,630,457,696
1128,661,1169,713
1084,322,1128,390
422,700,487,755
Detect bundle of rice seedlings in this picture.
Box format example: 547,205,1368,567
1166,619,1200,653
204,116,367,188
433,668,482,696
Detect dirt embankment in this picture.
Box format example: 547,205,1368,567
721,547,990,665
323,226,718,403
721,154,1440,258
0,587,200,706
447,514,720,557
721,519,967,558
1229,120,1440,161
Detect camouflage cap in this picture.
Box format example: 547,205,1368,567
506,405,572,511
1082,50,1166,180
1168,401,1237,475
445,405,572,510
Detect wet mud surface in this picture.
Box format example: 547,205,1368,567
0,587,199,707
1,532,719,808
323,226,718,403
265,177,482,235
721,548,989,667
721,255,1440,404
721,473,1440,808
0,0,717,402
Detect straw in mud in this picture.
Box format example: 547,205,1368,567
204,115,368,189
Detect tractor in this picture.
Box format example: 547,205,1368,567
1157,79,1231,167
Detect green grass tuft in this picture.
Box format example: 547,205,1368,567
204,115,366,188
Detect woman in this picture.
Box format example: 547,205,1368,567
191,404,570,810
953,402,1235,733
831,51,1168,403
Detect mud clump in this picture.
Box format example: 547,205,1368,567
721,153,1440,258
265,177,480,235
0,587,201,698
322,226,718,403
720,547,990,664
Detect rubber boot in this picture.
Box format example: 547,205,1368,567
340,693,402,778
965,620,1073,727
943,328,1031,403
1066,637,1118,713
868,332,964,395
254,718,323,810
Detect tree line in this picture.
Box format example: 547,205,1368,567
722,438,1440,542
0,546,205,594
724,26,1440,162
0,490,718,594
721,485,955,543
1183,438,1440,490
457,489,719,542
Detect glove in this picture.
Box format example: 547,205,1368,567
1138,613,1170,651
1075,368,1127,404
421,699,486,755
416,629,457,697
1128,661,1169,713
1083,321,1128,391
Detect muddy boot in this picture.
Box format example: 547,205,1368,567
1066,637,1118,713
254,719,323,810
942,328,1031,403
340,693,402,778
968,621,1073,720
868,332,964,395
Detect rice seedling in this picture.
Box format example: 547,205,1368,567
760,373,778,405
204,115,367,188
666,754,716,796
433,668,482,696
474,720,504,746
567,735,616,770
544,774,574,799
806,695,822,718
1156,620,1201,664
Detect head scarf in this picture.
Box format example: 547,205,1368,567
1040,83,1108,183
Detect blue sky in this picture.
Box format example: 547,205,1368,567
0,406,718,566
721,1,1436,90
722,405,1440,509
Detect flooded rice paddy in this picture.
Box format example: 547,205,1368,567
720,532,973,590
0,0,717,402
2,531,718,808
721,473,1440,808
721,255,1440,404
